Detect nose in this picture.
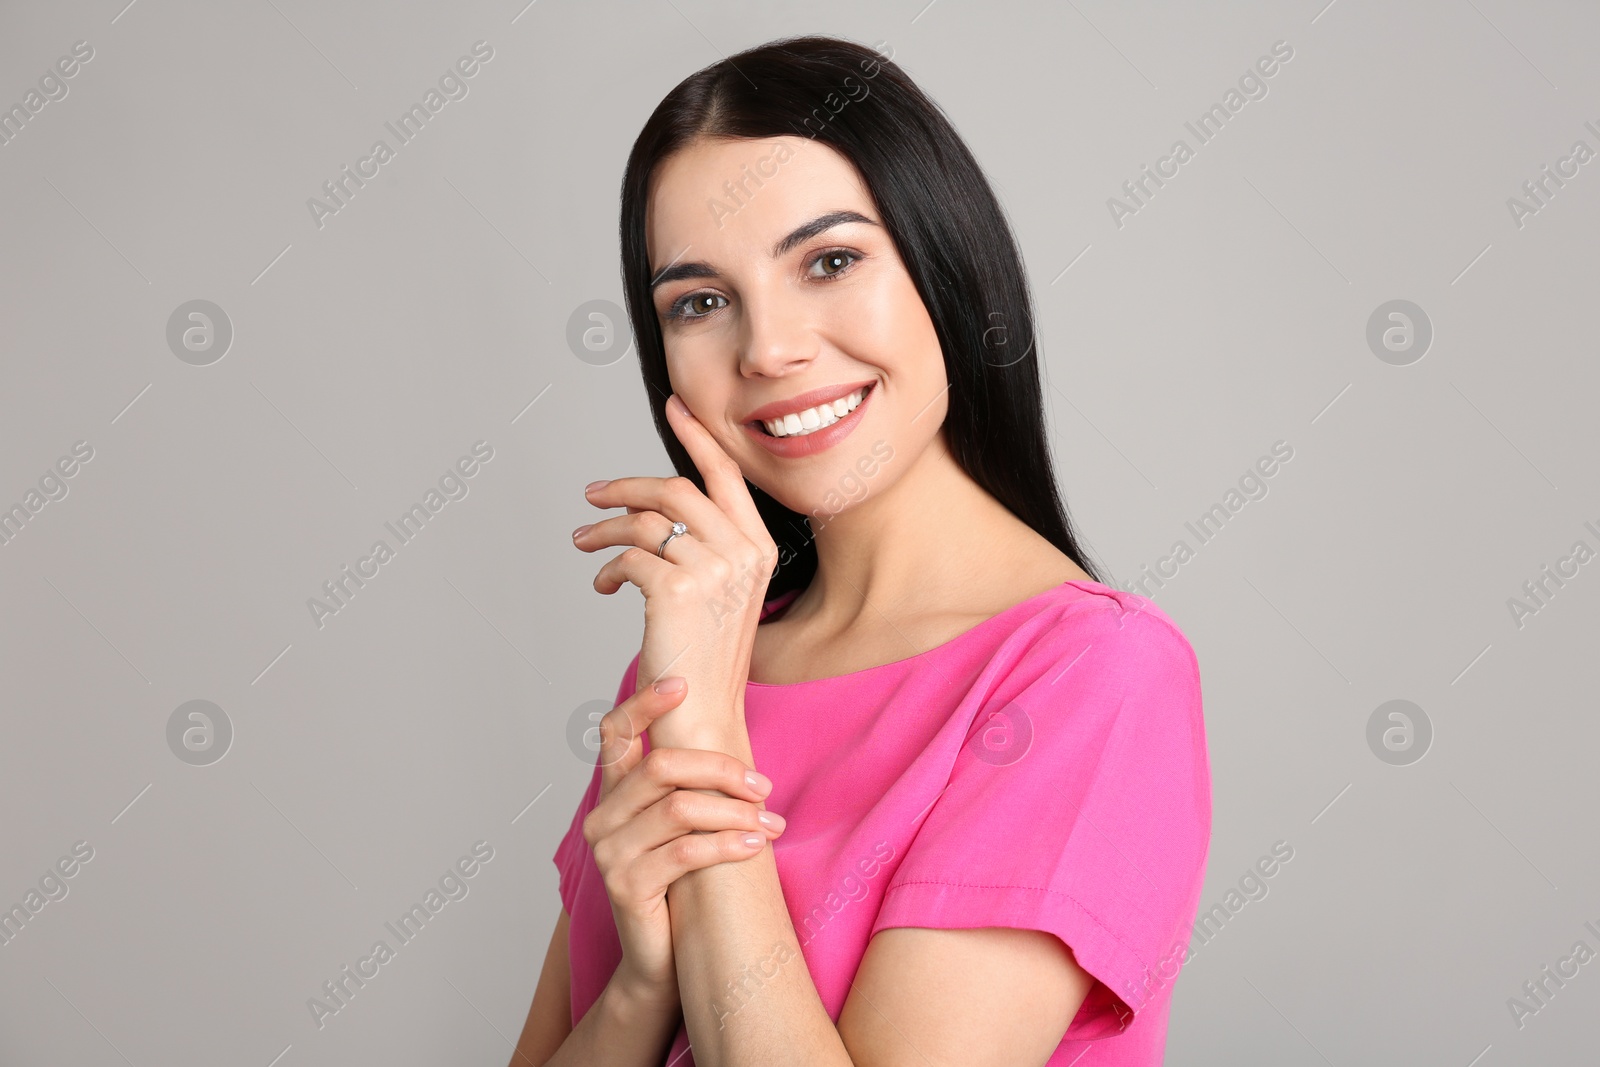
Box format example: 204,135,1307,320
737,289,818,378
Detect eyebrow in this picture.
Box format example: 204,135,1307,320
648,209,878,292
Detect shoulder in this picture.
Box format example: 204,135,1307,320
981,580,1203,728
965,582,1211,830
1010,580,1197,675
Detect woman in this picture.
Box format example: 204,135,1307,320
513,34,1210,1067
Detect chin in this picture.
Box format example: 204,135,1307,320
762,468,879,525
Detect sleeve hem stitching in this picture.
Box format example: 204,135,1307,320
879,877,1156,982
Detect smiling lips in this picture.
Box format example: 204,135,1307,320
741,380,877,458
758,385,869,438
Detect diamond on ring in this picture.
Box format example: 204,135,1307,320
658,521,689,557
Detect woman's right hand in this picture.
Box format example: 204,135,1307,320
582,675,784,1008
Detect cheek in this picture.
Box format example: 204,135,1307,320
889,282,943,368
663,350,722,408
664,373,746,452
826,269,941,378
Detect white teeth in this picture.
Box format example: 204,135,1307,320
762,387,868,438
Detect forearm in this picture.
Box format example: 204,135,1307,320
539,969,681,1067
661,723,855,1067
668,855,853,1066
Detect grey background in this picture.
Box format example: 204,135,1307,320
1,0,1596,1064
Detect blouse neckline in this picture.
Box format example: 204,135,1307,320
746,578,1109,690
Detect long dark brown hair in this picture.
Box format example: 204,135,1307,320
618,33,1104,596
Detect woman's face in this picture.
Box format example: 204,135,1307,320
645,135,948,520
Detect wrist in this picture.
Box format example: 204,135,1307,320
608,960,679,1018
648,711,749,756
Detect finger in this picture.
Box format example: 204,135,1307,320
606,790,784,863
618,746,773,813
574,510,728,571
590,541,748,600
591,544,677,597
596,680,687,798
585,474,742,552
588,746,772,842
638,827,774,887
664,393,769,534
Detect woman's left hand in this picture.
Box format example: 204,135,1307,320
573,393,779,749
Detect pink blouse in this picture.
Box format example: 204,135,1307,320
553,578,1211,1065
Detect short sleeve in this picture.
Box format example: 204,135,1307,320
870,603,1211,1039
552,759,603,915
552,653,641,914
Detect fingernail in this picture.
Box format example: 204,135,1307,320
572,524,593,540
745,770,772,794
758,810,786,831
742,833,765,849
585,479,610,493
667,395,687,417
653,677,685,695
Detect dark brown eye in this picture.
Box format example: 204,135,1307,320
669,292,728,321
812,250,855,277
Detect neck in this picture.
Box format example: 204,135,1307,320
795,431,1028,626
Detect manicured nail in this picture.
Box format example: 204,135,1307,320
742,833,765,849
585,480,610,493
572,524,593,540
745,770,772,794
667,395,687,417
758,810,785,831
653,677,685,695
